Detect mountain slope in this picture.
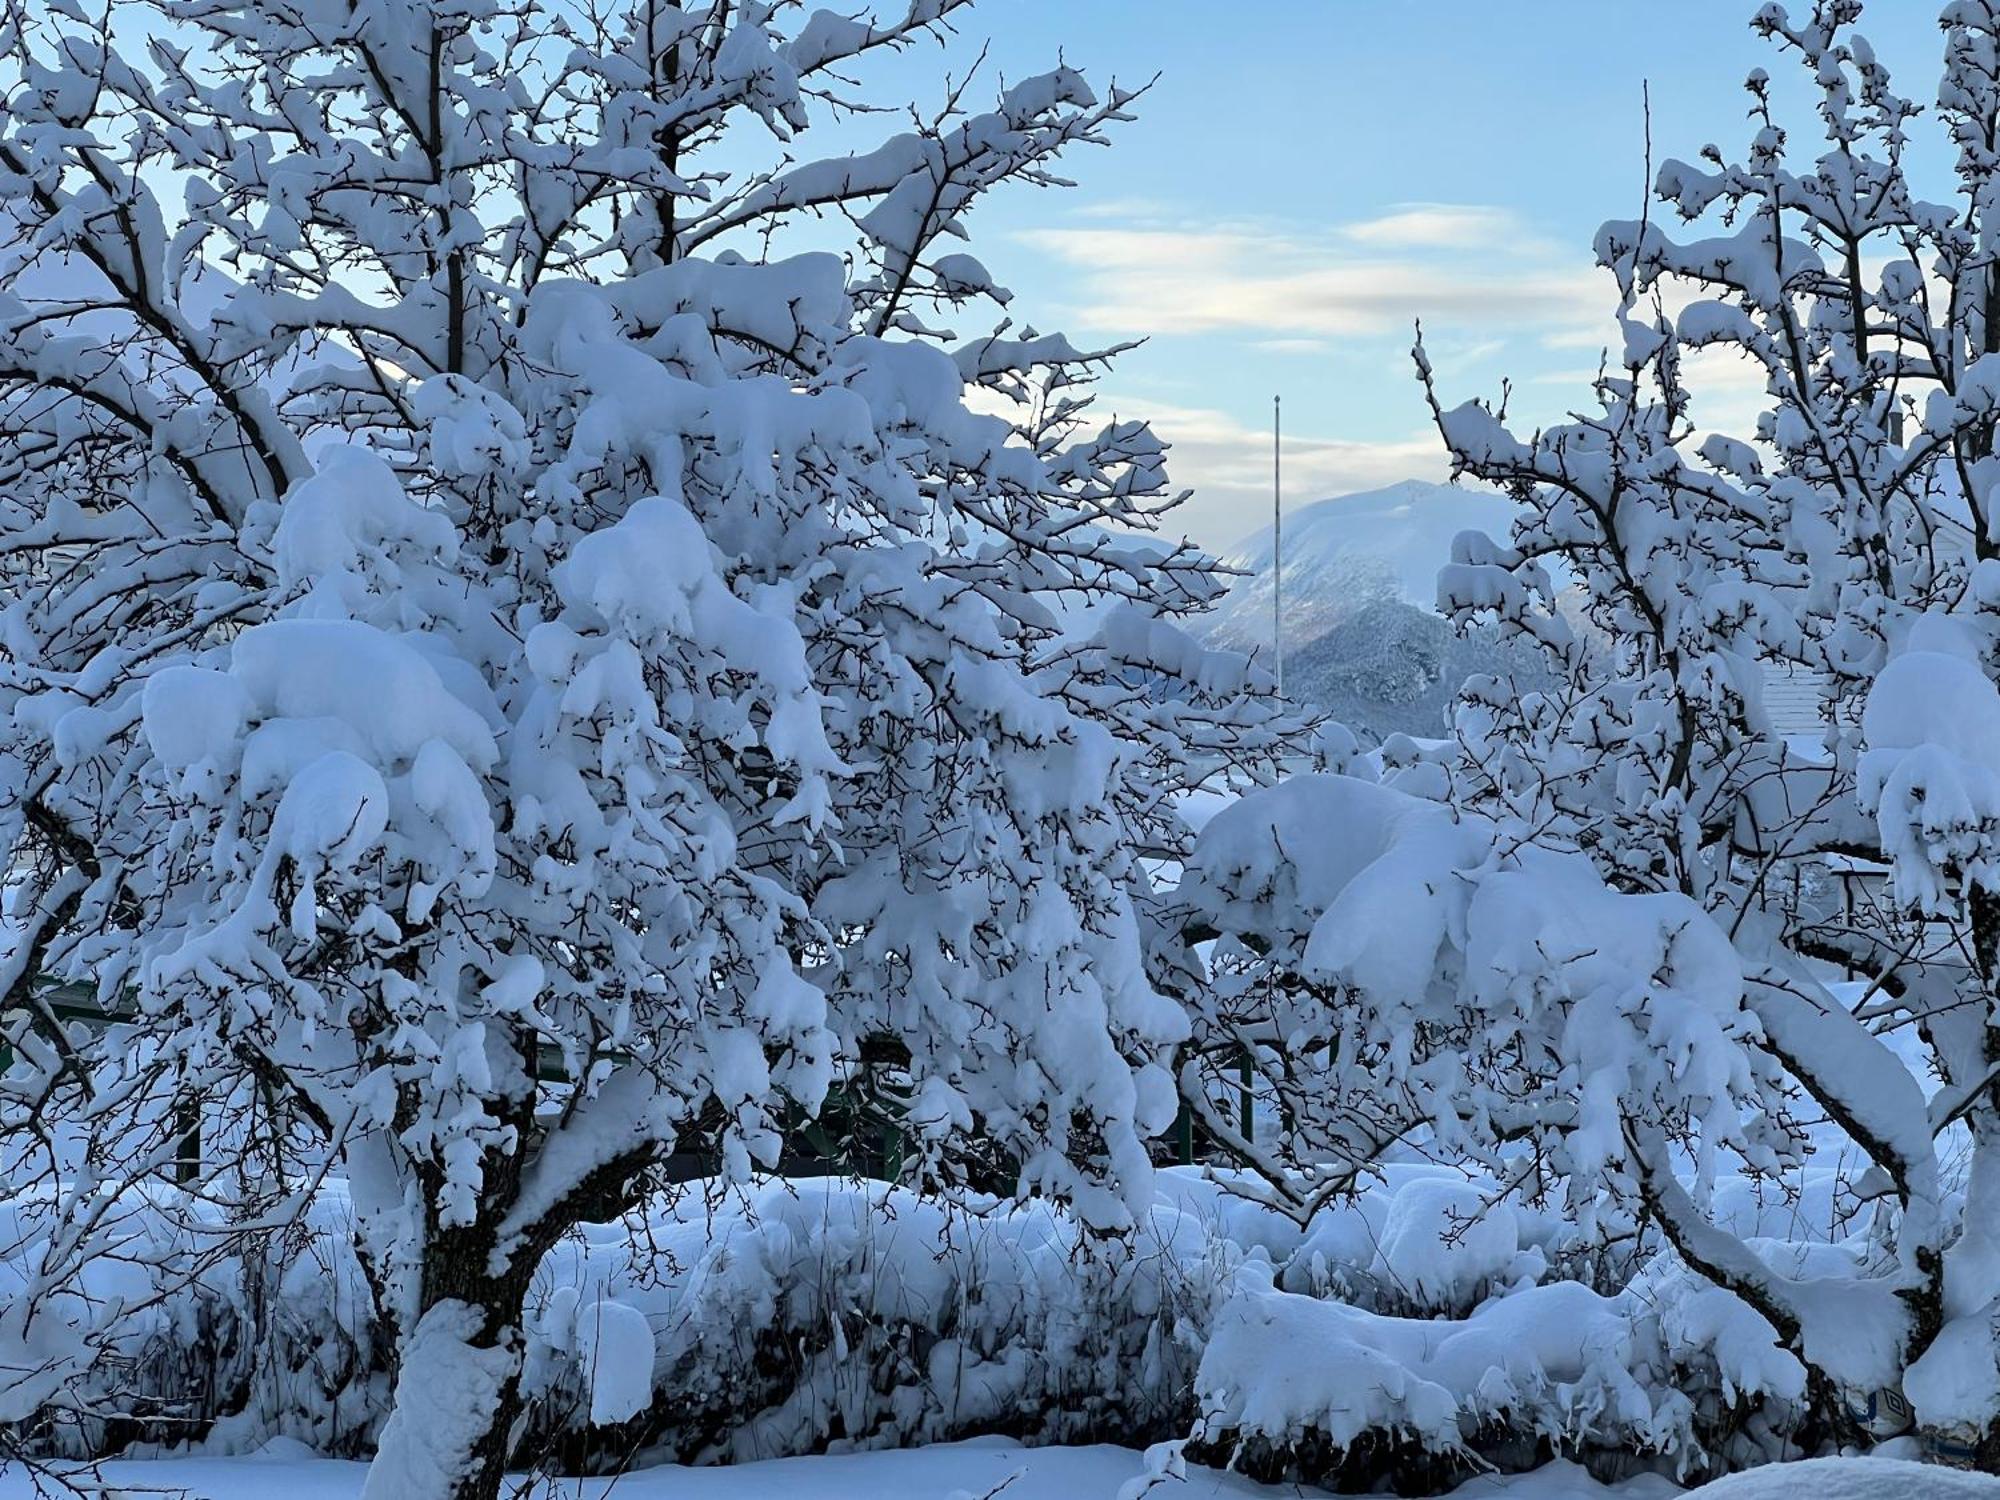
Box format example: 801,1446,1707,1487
1203,479,1515,654
1282,594,1560,742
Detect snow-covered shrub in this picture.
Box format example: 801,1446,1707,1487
0,1186,383,1461
213,1196,390,1458
4,1163,1899,1489
0,1174,1235,1468
516,1179,1231,1467
1169,1165,1921,1488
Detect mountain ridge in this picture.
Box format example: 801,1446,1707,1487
1203,478,1515,654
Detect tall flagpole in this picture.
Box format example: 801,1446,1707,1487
1272,394,1283,697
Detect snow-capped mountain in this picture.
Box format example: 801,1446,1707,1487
1202,478,1515,653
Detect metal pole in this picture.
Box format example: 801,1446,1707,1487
1272,394,1283,697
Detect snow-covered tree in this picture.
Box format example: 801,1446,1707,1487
0,3,1291,1494
1174,0,2000,1469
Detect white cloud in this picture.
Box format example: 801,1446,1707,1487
1252,337,1333,355
1098,394,1450,550
1677,344,1775,440
1065,194,1178,222
1015,222,1610,342
1339,203,1538,252
1000,203,1645,550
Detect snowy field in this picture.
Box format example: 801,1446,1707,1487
14,1439,1688,1500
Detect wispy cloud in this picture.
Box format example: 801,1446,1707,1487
1015,217,1610,342
1417,334,1508,378
1064,194,1180,223
1338,203,1548,254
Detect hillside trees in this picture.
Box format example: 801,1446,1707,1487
0,2,1292,1495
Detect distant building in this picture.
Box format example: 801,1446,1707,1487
1761,662,1840,738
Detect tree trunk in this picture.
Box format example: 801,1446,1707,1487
359,1280,530,1500
360,1141,537,1500
1921,887,2000,1461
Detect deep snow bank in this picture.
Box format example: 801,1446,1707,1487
1691,1455,2000,1496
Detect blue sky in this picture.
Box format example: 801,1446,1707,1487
841,1,1948,550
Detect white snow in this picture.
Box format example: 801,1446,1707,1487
37,1440,1690,1500
1859,619,2000,910
141,666,255,770
574,1296,656,1428
360,1303,519,1500
1688,1456,2000,1497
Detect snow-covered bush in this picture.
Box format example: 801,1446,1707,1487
517,1178,1228,1468
0,3,1298,1496
2,1166,1872,1488
0,1173,1231,1468
0,1185,387,1461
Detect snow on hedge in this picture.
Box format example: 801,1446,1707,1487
0,1161,1929,1486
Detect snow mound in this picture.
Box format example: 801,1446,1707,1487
1692,1456,2000,1497
1860,614,2000,911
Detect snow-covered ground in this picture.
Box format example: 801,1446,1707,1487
1691,1456,2000,1496
42,1443,2000,1500
20,1440,1686,1500
20,1440,2000,1500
